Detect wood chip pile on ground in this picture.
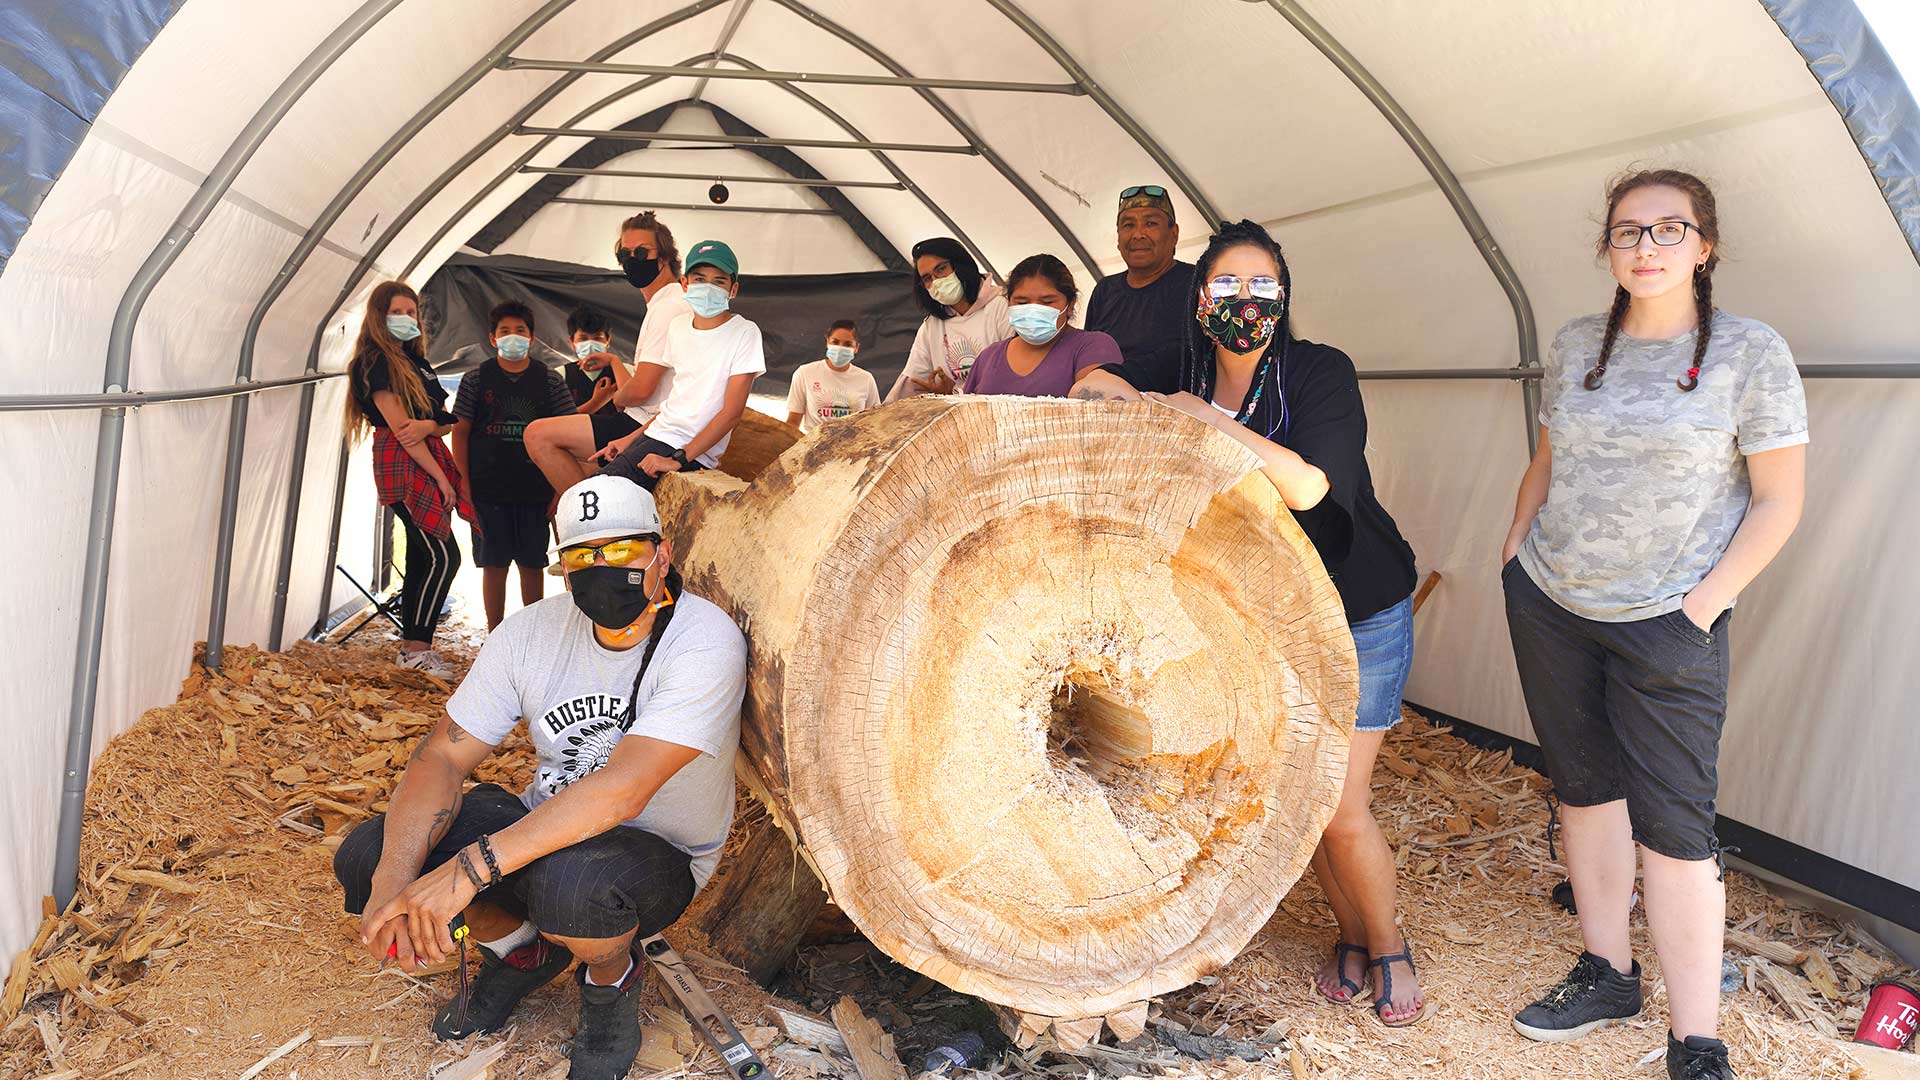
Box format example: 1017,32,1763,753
0,607,1912,1078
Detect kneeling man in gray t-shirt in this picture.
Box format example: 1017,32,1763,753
333,474,744,1080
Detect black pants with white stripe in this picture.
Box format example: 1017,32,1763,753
333,783,695,940
390,504,461,644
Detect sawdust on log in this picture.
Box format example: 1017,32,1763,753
0,605,1910,1079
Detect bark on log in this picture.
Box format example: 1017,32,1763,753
692,806,829,984
656,396,1356,1022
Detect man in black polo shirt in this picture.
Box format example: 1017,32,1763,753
451,301,578,629
1084,185,1195,385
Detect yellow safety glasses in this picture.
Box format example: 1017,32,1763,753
557,537,656,572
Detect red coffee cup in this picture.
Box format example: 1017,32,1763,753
1855,980,1920,1051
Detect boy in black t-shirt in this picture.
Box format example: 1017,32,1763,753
562,306,641,451
452,302,578,629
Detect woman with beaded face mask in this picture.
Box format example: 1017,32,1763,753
1497,170,1807,1080
1070,219,1424,1027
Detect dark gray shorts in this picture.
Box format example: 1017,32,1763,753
1502,558,1730,861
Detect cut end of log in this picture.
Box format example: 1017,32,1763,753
660,397,1358,1019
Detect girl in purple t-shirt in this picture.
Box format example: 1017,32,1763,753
963,254,1121,397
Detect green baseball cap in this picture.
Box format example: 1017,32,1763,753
684,239,739,277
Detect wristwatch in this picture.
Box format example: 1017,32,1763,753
667,447,688,465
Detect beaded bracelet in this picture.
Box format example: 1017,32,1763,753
475,834,503,886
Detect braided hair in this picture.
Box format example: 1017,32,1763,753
1182,219,1293,440
1584,169,1720,392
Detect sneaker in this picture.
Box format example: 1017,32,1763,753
1512,951,1643,1042
396,648,454,678
431,937,573,1040
568,949,645,1080
1667,1033,1733,1079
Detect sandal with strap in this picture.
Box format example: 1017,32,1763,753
1370,945,1434,1027
1316,942,1368,1004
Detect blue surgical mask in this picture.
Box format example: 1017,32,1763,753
685,282,731,318
495,334,531,360
574,339,607,360
1007,303,1063,345
825,345,857,368
385,314,421,341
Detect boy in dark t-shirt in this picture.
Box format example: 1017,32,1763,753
562,306,641,451
452,301,578,629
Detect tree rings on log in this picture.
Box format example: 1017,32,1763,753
655,396,1357,1021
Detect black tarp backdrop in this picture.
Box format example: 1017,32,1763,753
420,251,920,396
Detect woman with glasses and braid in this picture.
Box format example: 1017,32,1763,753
1070,219,1426,1027
1499,170,1806,1080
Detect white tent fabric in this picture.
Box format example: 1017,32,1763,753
3,0,1917,962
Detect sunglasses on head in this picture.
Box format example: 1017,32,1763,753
1120,185,1167,200
556,536,658,572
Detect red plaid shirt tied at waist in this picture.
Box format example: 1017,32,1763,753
372,428,474,540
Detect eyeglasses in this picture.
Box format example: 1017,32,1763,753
1606,221,1698,249
917,260,953,287
1207,275,1284,300
557,536,657,572
1120,185,1167,200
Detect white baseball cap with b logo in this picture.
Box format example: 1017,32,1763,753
554,475,662,547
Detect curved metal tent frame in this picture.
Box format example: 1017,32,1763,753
1,0,1917,936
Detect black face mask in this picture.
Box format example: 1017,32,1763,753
618,251,660,287
569,564,658,629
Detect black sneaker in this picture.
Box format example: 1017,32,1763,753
431,937,573,1040
569,949,645,1080
1512,951,1643,1042
1667,1033,1733,1079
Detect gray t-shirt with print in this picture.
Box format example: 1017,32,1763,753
1518,311,1808,622
447,591,745,889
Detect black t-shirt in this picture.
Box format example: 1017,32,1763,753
351,344,453,429
564,361,618,416
1084,261,1195,380
452,358,577,504
1106,338,1416,623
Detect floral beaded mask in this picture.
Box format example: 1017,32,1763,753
1197,293,1282,355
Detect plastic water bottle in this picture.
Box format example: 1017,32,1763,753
921,1031,986,1076
1720,953,1742,993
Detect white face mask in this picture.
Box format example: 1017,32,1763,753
575,339,607,360
927,273,965,306
825,345,856,368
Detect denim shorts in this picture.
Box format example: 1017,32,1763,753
1352,594,1415,732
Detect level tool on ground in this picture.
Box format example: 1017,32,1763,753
640,933,773,1079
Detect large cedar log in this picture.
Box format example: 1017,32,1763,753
658,396,1356,1025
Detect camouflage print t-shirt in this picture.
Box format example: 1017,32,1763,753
1518,311,1808,622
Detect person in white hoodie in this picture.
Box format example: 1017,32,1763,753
885,237,1011,401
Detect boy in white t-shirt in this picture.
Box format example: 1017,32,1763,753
334,475,745,1079
786,319,882,434
601,239,765,490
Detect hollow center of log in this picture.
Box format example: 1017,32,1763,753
1047,676,1153,784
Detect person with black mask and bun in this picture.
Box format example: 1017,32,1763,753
527,212,689,498
333,473,746,1080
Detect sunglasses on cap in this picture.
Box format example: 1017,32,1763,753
1120,185,1167,200
557,536,658,572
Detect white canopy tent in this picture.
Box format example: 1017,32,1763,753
2,0,1917,963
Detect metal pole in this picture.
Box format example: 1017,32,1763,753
1259,0,1543,454
266,0,729,652
768,0,1101,280
267,381,318,651
55,0,403,911
687,0,755,104
523,165,903,188
313,435,355,639
499,57,1085,95
980,0,1223,229
0,370,339,411
514,125,978,154
547,196,836,214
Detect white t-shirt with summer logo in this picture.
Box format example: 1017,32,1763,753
625,281,692,426
785,359,881,433
446,592,745,889
645,313,767,468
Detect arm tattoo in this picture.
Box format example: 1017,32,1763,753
1072,386,1110,402
427,788,463,848
445,720,467,744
